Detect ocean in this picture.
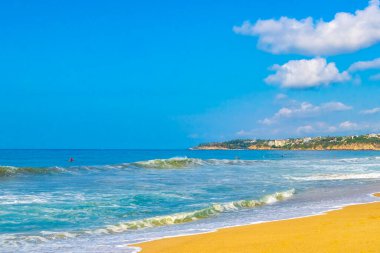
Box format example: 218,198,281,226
1,149,380,253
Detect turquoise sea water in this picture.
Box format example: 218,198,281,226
1,150,380,252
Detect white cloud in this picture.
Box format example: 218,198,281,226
348,58,380,72
260,101,352,125
296,122,338,135
339,121,359,130
360,107,380,114
296,121,362,135
296,125,315,134
236,129,257,137
275,93,287,100
265,58,350,88
370,73,380,80
233,1,380,56
237,119,380,139
259,117,277,125
321,102,353,111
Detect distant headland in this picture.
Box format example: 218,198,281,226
192,134,380,151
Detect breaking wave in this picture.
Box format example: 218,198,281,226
4,155,380,175
0,189,295,246
91,189,295,234
130,157,205,169
0,157,240,176
5,155,380,175
0,166,65,177
128,157,264,169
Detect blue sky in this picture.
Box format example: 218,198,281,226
0,0,379,148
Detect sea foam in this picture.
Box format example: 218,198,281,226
92,189,295,234
288,173,380,181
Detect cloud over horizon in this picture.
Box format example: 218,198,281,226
296,121,361,135
238,119,376,139
265,58,350,88
360,107,380,115
234,0,380,56
260,100,352,125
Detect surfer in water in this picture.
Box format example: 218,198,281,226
69,157,74,162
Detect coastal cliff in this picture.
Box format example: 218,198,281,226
193,134,380,151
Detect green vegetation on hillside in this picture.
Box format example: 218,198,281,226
194,134,380,150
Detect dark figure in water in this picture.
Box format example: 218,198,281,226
69,157,74,162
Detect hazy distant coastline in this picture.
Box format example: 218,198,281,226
192,134,380,151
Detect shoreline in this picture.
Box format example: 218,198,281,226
192,148,380,151
133,193,380,253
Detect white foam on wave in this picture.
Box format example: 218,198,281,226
40,231,78,239
0,194,50,205
4,155,380,174
130,157,205,169
0,165,67,177
288,173,380,181
90,189,295,235
318,156,380,164
0,188,295,250
127,157,265,169
126,155,380,170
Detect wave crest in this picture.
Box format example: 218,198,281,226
129,157,264,169
0,189,295,246
95,189,295,234
0,166,65,177
130,157,205,169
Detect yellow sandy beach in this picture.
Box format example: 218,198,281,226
135,193,380,253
